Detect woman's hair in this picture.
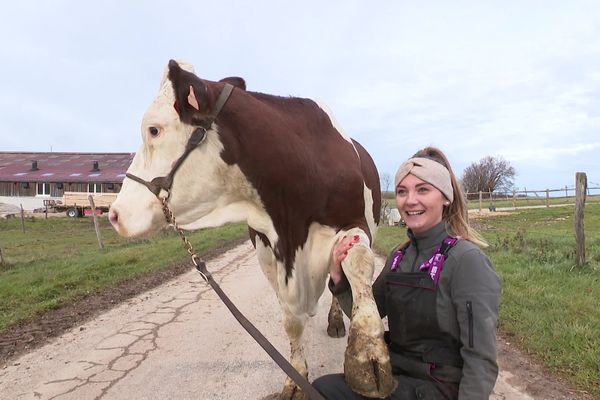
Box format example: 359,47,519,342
409,146,488,247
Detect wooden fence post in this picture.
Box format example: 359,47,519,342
512,190,516,209
478,191,482,212
88,195,104,250
20,204,25,233
575,172,587,266
564,185,568,201
546,189,550,207
0,246,4,265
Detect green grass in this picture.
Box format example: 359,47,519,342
375,204,600,397
2,205,599,395
0,216,247,332
382,191,600,210
465,193,600,210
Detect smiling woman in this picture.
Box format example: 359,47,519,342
395,174,447,234
316,146,501,400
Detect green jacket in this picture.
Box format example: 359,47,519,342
331,221,502,399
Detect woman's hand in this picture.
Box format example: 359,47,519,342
330,234,360,285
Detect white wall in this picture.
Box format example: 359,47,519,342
0,196,62,211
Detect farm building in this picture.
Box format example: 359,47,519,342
0,152,133,210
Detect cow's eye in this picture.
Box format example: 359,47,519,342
148,127,160,137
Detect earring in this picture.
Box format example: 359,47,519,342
444,201,450,206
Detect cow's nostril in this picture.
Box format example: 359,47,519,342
108,208,119,228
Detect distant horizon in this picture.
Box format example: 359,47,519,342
1,149,596,195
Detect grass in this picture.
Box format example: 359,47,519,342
0,216,247,333
381,191,600,210
465,193,600,210
2,204,599,396
375,204,600,397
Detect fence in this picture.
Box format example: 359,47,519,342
464,186,600,212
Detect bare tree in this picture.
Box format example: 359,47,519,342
380,172,392,194
461,156,516,195
379,172,394,224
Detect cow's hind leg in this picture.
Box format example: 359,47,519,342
280,309,309,400
327,296,346,338
342,229,397,398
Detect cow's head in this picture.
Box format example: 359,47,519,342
109,60,248,237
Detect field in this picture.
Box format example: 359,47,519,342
376,204,600,397
382,191,600,211
1,205,599,396
0,216,247,333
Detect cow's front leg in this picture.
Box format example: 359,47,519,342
341,231,397,398
280,309,309,400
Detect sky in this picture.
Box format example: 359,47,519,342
1,1,599,192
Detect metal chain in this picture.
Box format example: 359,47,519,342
158,196,323,399
160,197,202,268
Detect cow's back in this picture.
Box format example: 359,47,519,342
218,90,380,273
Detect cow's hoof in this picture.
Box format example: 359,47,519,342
327,298,346,338
343,326,397,398
280,377,309,400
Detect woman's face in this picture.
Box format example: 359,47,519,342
396,173,447,234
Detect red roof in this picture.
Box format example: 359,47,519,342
0,152,134,183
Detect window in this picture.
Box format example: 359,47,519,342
88,183,102,193
36,182,50,196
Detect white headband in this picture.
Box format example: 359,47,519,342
394,157,454,203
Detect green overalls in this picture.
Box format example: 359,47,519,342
385,236,463,399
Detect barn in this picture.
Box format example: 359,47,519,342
0,152,133,210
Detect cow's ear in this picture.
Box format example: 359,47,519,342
168,60,210,123
219,77,246,91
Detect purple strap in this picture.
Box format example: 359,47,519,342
390,236,458,285
390,249,405,271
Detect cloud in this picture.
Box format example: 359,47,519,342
1,0,600,191
505,142,600,162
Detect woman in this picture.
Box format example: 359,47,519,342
314,147,501,399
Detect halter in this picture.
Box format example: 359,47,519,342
125,83,234,199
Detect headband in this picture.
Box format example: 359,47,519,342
394,157,454,203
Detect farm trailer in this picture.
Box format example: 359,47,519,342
51,192,118,217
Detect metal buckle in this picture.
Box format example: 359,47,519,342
192,254,210,283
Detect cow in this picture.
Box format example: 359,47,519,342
108,60,395,399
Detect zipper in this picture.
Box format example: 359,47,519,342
466,301,474,348
410,240,419,272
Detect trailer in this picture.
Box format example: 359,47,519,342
51,192,118,217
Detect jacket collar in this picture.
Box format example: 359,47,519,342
406,221,449,251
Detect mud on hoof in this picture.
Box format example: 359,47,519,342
327,298,346,338
343,326,397,398
280,378,309,400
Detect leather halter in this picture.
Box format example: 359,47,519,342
125,83,234,199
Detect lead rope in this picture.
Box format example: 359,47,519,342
159,197,326,400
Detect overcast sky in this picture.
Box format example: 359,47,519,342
1,1,598,191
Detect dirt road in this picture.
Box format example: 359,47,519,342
0,241,575,399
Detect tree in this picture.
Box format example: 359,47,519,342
461,156,516,195
380,172,392,194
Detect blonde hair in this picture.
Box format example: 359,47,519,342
405,146,488,247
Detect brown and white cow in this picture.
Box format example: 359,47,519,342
109,60,395,399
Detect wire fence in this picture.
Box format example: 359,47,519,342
464,186,600,211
